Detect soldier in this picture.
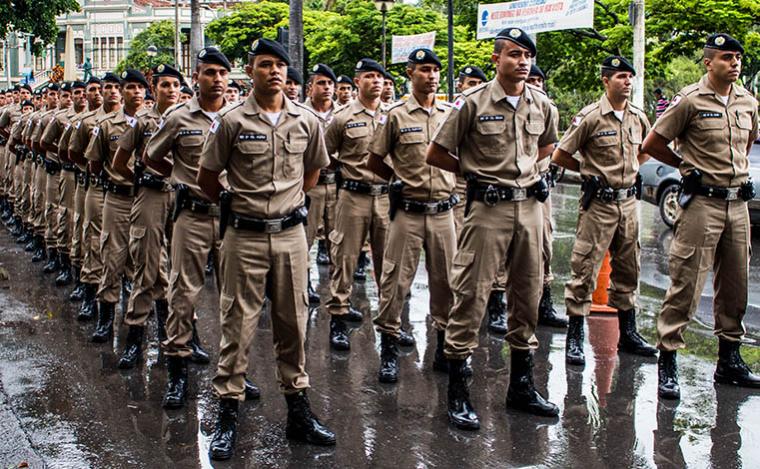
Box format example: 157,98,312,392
368,48,458,383
197,37,337,460
111,64,182,368
179,85,194,103
7,99,35,240
285,66,303,102
427,28,560,429
1,85,30,235
69,73,120,322
86,69,148,343
335,75,354,107
224,80,242,103
381,71,396,104
40,80,87,287
143,92,155,109
324,58,391,351
526,64,567,329
145,47,238,409
551,56,657,366
641,34,760,399
302,63,339,304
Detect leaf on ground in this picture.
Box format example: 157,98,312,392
0,266,9,281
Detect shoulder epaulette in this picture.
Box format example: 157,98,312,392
385,100,406,115
162,102,187,119
526,83,547,96
219,100,245,118
293,101,320,119
462,81,489,98
135,108,153,118
95,111,116,124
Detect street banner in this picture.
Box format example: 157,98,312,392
391,31,437,64
476,0,595,40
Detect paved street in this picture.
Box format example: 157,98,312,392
1,183,759,468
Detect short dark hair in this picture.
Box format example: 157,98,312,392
601,68,617,80
494,39,506,54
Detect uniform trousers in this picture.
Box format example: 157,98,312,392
97,192,135,303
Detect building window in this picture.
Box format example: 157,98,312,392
75,38,84,66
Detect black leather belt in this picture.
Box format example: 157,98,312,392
401,194,460,214
88,174,103,188
318,171,337,185
44,159,61,175
340,178,388,196
62,163,76,172
103,180,136,197
473,183,540,205
181,195,220,217
136,172,172,192
593,185,637,203
228,207,307,234
696,185,741,201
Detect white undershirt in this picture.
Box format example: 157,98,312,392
613,110,625,122
263,111,282,126
506,95,520,109
202,111,218,121
718,95,729,105
315,110,330,120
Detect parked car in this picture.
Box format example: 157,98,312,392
639,148,760,227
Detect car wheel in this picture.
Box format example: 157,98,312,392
659,183,679,228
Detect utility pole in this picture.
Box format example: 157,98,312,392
446,0,454,101
190,0,203,68
175,0,182,71
289,0,304,93
631,0,645,108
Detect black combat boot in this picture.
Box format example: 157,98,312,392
91,301,115,343
77,283,98,321
378,333,400,383
398,328,416,347
657,350,680,399
307,269,320,305
486,290,507,335
344,305,363,322
9,217,23,236
316,239,330,265
43,248,60,273
154,299,169,342
31,235,47,262
189,320,210,364
117,325,145,369
163,356,188,409
329,315,350,351
433,329,449,372
565,316,586,366
209,399,239,460
244,376,261,400
69,267,85,301
55,253,73,286
617,309,658,356
714,339,760,388
538,284,568,328
506,349,559,417
121,277,132,303
17,226,32,244
205,252,214,276
285,391,336,446
354,251,368,281
447,358,479,430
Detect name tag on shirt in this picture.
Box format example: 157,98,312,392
478,115,505,122
109,135,120,141
178,129,203,136
346,122,367,129
143,131,153,138
239,133,267,141
596,130,617,137
399,127,423,134
699,111,722,118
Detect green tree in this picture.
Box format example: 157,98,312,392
0,0,80,55
116,20,186,74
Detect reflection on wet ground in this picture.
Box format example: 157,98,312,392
1,183,759,468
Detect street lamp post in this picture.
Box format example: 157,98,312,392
374,0,394,68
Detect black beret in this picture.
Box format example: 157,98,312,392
408,48,442,68
287,67,303,85
59,82,72,93
19,84,32,93
355,58,385,75
529,64,546,80
383,70,394,81
180,85,194,96
705,33,744,54
310,63,337,82
144,92,155,101
71,80,87,90
494,28,536,57
152,63,183,81
227,81,242,91
20,100,33,108
86,76,102,86
47,83,60,92
197,47,232,72
249,38,290,66
336,75,353,86
601,55,636,76
101,72,122,84
120,69,150,88
459,66,487,82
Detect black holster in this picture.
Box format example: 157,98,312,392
219,190,232,239
464,173,477,216
580,176,600,210
533,177,550,203
678,170,702,209
388,180,404,221
635,172,643,200
739,179,756,201
172,184,189,221
133,161,145,187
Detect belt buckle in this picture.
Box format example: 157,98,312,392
484,185,499,206
615,189,627,201
513,188,527,201
265,219,283,233
726,188,738,201
424,203,438,215
370,185,383,196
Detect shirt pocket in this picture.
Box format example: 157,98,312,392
475,120,507,156
344,124,371,156
236,140,271,185
177,135,205,165
282,137,307,179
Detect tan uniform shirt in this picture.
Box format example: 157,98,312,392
41,108,77,163
201,93,329,218
69,108,108,169
325,99,387,184
85,109,137,186
433,81,558,188
369,94,454,200
34,108,65,161
653,74,759,187
0,106,21,132
119,106,165,177
146,96,217,200
22,110,42,143
58,111,87,167
558,94,651,188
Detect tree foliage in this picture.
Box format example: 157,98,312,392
0,0,80,55
116,21,187,75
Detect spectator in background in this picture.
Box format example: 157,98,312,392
654,88,669,119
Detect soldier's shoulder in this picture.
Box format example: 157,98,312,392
385,100,407,117
219,100,245,118
677,82,701,100
162,102,188,120
135,108,153,118
628,102,649,120
462,81,489,99
95,111,116,124
293,101,320,120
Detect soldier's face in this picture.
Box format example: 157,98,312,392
194,64,229,100
155,76,181,107
246,54,287,97
284,80,301,100
46,90,59,108
103,82,122,106
492,41,531,82
0,96,5,106
86,84,102,108
407,63,440,95
123,82,145,109
22,105,33,114
458,77,483,92
224,87,240,102
59,91,72,108
382,79,394,101
526,75,544,89
13,92,20,103
336,84,352,103
705,50,742,83
356,71,383,100
179,93,192,103
603,71,632,99
310,75,335,101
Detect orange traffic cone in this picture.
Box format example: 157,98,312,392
590,251,617,314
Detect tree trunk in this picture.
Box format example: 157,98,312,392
190,0,204,69
289,0,304,97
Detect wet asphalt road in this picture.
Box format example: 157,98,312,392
1,183,760,468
